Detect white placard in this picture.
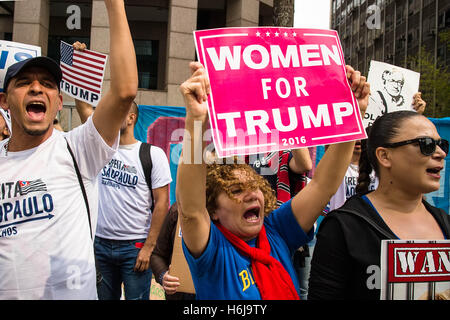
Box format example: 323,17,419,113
364,60,420,128
0,40,41,92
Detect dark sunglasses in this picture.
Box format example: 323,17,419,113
382,137,449,156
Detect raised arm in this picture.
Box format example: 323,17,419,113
91,0,138,146
74,99,93,124
134,185,169,272
176,62,211,258
412,92,426,115
289,148,313,174
150,203,181,294
291,65,370,232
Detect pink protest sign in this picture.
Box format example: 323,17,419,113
194,27,366,158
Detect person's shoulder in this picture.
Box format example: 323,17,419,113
423,200,450,225
147,143,164,153
149,144,169,160
326,194,371,221
64,115,94,138
317,196,372,237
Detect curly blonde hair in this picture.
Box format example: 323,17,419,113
206,163,277,217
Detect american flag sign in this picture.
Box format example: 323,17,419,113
59,41,108,106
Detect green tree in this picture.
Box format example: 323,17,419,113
273,0,294,27
408,31,450,118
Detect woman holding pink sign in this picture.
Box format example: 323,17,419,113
176,61,370,300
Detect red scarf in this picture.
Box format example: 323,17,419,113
215,223,299,300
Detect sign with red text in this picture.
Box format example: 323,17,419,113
194,27,366,158
380,240,450,300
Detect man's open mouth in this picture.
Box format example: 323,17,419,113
26,102,46,121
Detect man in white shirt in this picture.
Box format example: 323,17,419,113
327,140,378,212
75,98,172,300
0,0,138,299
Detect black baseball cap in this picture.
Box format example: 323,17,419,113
3,56,62,92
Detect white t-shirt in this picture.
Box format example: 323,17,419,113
0,117,118,299
328,163,379,211
96,142,172,240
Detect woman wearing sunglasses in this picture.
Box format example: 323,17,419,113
309,110,449,300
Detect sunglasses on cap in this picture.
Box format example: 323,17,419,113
382,137,449,156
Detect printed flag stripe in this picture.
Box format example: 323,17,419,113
19,179,47,195
76,49,107,60
60,64,102,83
72,55,106,68
62,62,103,77
61,72,101,93
61,69,101,88
73,52,106,65
73,57,104,70
62,76,101,94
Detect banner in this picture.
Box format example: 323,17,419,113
0,40,41,92
135,105,187,205
380,240,450,300
365,60,420,127
194,27,366,158
426,117,450,213
59,41,107,106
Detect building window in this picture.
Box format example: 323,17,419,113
437,45,446,61
134,40,158,90
446,9,450,27
396,6,404,24
438,12,445,29
125,2,168,91
407,32,414,45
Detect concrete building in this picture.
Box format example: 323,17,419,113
0,0,274,129
331,0,450,75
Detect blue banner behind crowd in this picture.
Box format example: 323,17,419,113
427,117,450,213
136,105,449,213
135,105,186,205
135,105,186,144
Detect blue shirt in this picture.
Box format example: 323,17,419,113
182,200,314,300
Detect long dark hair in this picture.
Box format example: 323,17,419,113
356,111,423,193
356,127,372,194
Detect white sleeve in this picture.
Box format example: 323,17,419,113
328,178,346,211
149,145,172,189
65,115,119,180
